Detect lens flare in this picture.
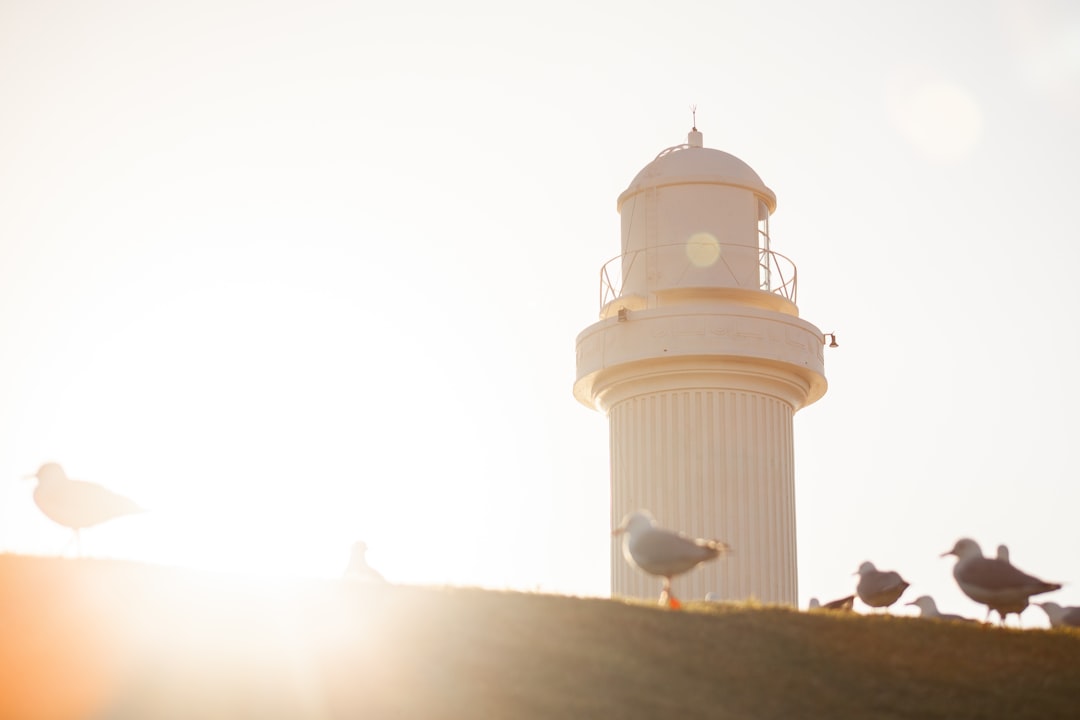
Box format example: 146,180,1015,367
887,72,984,163
686,233,721,268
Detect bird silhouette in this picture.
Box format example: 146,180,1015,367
613,510,731,610
941,538,1061,626
1035,601,1080,628
905,595,977,623
24,463,143,552
342,541,386,583
854,561,910,612
809,594,855,611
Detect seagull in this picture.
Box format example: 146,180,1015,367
808,594,855,611
24,462,143,552
342,541,386,583
1035,602,1080,628
854,561,910,611
941,538,1061,625
613,510,731,610
905,595,977,623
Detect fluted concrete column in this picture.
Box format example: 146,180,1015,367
609,387,795,603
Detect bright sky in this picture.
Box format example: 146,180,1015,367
2,1,1078,625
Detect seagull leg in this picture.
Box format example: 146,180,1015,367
659,577,682,610
61,531,78,557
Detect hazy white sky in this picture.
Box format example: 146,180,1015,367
1,0,1078,623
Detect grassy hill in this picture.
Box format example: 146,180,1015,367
1,555,1078,720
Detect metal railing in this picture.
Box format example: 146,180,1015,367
599,242,798,311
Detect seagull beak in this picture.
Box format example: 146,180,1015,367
20,473,36,480
939,550,954,558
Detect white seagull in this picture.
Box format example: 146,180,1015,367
613,510,731,609
854,561,910,611
1034,602,1080,629
24,462,143,552
905,595,977,623
808,594,855,612
941,538,1061,625
342,541,386,583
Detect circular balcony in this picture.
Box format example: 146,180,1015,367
598,242,798,318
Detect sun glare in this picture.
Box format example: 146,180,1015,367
686,232,722,268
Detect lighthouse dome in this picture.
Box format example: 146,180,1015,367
617,132,777,213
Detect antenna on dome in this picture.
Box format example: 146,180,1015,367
688,105,703,147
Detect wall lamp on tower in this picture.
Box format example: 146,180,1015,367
824,332,839,348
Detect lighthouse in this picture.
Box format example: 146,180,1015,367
574,128,828,605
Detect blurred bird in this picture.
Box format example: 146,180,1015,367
342,541,386,583
613,510,731,610
941,538,1061,625
808,594,855,612
1034,602,1080,629
855,561,910,611
905,595,977,623
24,462,143,552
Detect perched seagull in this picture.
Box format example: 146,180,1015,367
996,544,1010,563
342,541,386,583
941,538,1061,625
24,463,143,552
905,595,977,623
1034,602,1080,629
808,595,855,612
855,561,910,611
613,510,731,610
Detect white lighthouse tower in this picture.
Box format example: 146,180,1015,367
574,127,828,605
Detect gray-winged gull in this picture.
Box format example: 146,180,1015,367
855,561,910,611
343,541,386,583
24,462,143,551
808,595,855,611
613,510,731,609
941,538,1061,625
1034,602,1080,628
905,595,977,623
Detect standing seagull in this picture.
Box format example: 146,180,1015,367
24,463,143,552
855,561,910,612
342,541,386,583
941,538,1061,625
613,510,731,609
1034,602,1080,628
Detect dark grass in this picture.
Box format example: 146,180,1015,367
2,555,1079,719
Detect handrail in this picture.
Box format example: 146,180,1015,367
599,242,798,311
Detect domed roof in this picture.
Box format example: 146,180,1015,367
617,131,777,213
